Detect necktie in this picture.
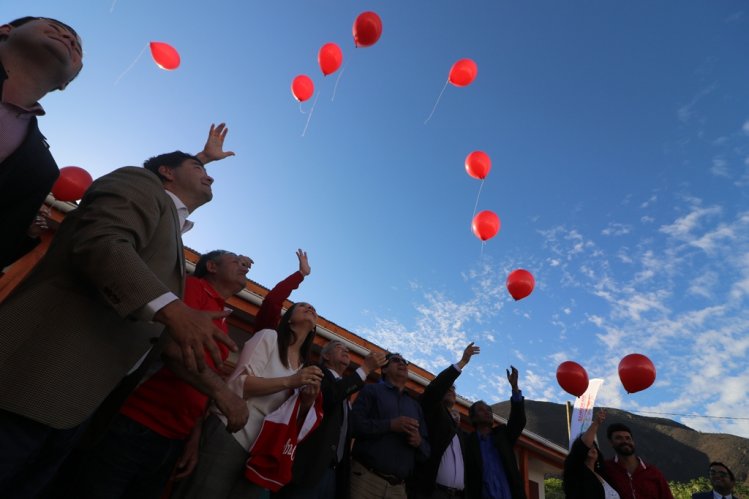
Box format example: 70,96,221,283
336,400,349,462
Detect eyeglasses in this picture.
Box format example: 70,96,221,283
709,470,730,478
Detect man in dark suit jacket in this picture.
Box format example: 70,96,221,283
465,366,527,499
0,142,243,497
276,341,386,499
0,16,83,269
692,462,738,499
412,342,480,499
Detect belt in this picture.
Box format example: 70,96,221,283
358,462,404,486
436,483,465,497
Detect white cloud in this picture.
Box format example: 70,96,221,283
710,158,730,177
601,223,632,237
743,120,749,135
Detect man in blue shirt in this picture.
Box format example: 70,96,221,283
465,366,527,499
350,352,430,499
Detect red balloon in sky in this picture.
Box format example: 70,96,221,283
448,58,478,87
353,11,383,48
471,210,500,241
291,75,314,102
507,269,535,301
465,151,491,180
52,166,93,202
149,41,180,70
556,361,590,397
318,43,343,76
618,354,656,394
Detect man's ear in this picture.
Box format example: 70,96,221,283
157,165,175,182
205,259,219,275
0,24,12,41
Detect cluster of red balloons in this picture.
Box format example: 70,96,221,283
291,11,382,103
51,166,94,202
555,353,656,398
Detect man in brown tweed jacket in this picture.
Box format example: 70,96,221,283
0,125,245,498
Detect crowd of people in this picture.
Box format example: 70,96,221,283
0,15,741,499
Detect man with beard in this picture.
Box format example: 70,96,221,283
604,423,674,499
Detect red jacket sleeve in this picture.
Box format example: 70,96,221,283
253,271,304,332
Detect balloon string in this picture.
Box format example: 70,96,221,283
480,240,485,257
301,92,320,137
331,67,345,102
424,79,449,125
471,180,485,219
299,102,306,114
110,0,119,12
114,43,147,86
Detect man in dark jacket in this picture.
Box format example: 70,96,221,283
276,341,386,499
0,16,83,269
692,462,738,499
465,366,527,499
412,343,480,498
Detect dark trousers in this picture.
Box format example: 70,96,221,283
59,413,185,499
0,409,88,499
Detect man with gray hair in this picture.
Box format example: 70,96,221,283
277,341,386,499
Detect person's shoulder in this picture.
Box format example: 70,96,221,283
94,167,163,192
253,328,278,342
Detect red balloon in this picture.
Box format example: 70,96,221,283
353,11,383,48
507,269,535,301
291,75,314,102
465,151,491,180
618,354,656,394
449,58,478,87
149,41,180,70
318,43,343,76
52,166,93,202
556,361,590,397
471,210,500,241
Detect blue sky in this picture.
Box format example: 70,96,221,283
9,1,749,436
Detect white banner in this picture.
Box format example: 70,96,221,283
568,378,603,449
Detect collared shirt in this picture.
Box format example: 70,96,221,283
350,379,430,480
478,432,512,499
0,65,46,164
712,491,734,499
164,190,195,234
436,432,465,490
328,366,366,463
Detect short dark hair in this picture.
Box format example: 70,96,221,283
143,151,201,182
8,17,79,39
469,400,490,424
709,461,735,482
194,250,232,278
607,423,633,440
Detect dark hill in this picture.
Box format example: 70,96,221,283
493,400,749,485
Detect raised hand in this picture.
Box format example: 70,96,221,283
506,365,519,392
198,123,235,165
297,248,311,276
458,342,480,369
363,351,387,375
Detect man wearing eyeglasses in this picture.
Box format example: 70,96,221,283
692,462,738,499
350,352,430,499
0,17,83,269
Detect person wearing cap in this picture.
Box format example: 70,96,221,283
692,462,738,499
464,366,527,499
412,342,480,499
275,341,387,499
604,422,673,499
350,352,430,499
